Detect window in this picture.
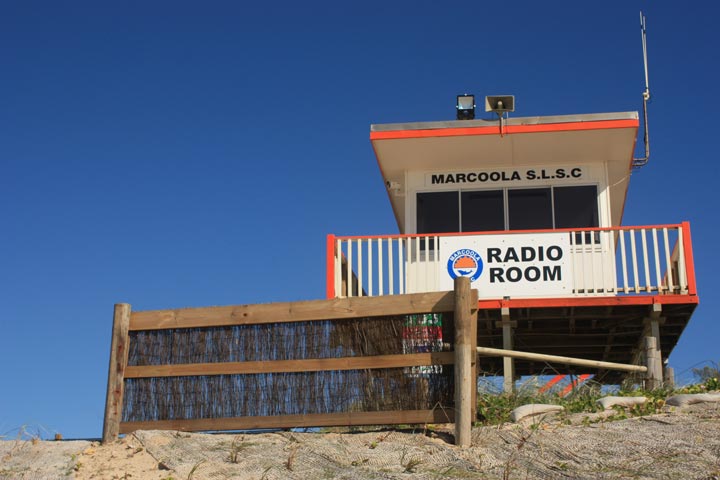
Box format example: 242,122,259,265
553,186,598,228
416,185,599,234
508,188,553,230
416,191,459,234
461,190,504,232
554,185,599,244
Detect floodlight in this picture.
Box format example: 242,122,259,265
456,94,475,120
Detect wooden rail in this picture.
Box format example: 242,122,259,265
475,346,648,373
104,287,478,444
119,409,455,434
129,291,456,330
125,352,455,378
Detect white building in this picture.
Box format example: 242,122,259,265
327,108,698,384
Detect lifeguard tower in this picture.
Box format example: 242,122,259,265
326,95,698,389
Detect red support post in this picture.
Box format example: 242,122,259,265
681,222,697,296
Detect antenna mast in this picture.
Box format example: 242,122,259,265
633,11,651,168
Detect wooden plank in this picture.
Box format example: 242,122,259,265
124,352,456,378
129,291,468,331
119,409,455,434
102,303,131,444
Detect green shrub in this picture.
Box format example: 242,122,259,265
475,378,676,424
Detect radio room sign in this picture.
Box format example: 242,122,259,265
439,233,573,299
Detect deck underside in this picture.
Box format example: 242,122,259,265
475,296,697,384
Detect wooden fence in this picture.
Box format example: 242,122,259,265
103,279,479,444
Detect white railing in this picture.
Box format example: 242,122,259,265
326,223,697,300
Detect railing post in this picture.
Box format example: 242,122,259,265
103,303,131,444
454,277,473,447
326,234,336,299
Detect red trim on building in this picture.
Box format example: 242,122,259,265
682,222,698,296
370,119,640,141
477,294,698,311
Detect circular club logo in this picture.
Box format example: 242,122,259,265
447,249,484,282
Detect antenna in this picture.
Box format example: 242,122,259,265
633,11,651,168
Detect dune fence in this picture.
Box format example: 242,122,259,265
103,279,479,445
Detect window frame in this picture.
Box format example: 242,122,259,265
413,184,600,234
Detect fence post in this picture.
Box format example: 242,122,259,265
102,303,131,444
454,277,473,447
471,299,478,422
664,366,675,389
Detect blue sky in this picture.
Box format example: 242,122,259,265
2,1,719,439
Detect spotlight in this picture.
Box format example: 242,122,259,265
456,94,475,120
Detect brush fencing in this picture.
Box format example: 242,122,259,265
122,314,454,423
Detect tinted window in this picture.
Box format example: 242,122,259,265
417,191,459,233
461,190,505,232
508,188,552,230
554,185,598,228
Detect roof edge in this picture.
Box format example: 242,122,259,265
371,111,639,133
